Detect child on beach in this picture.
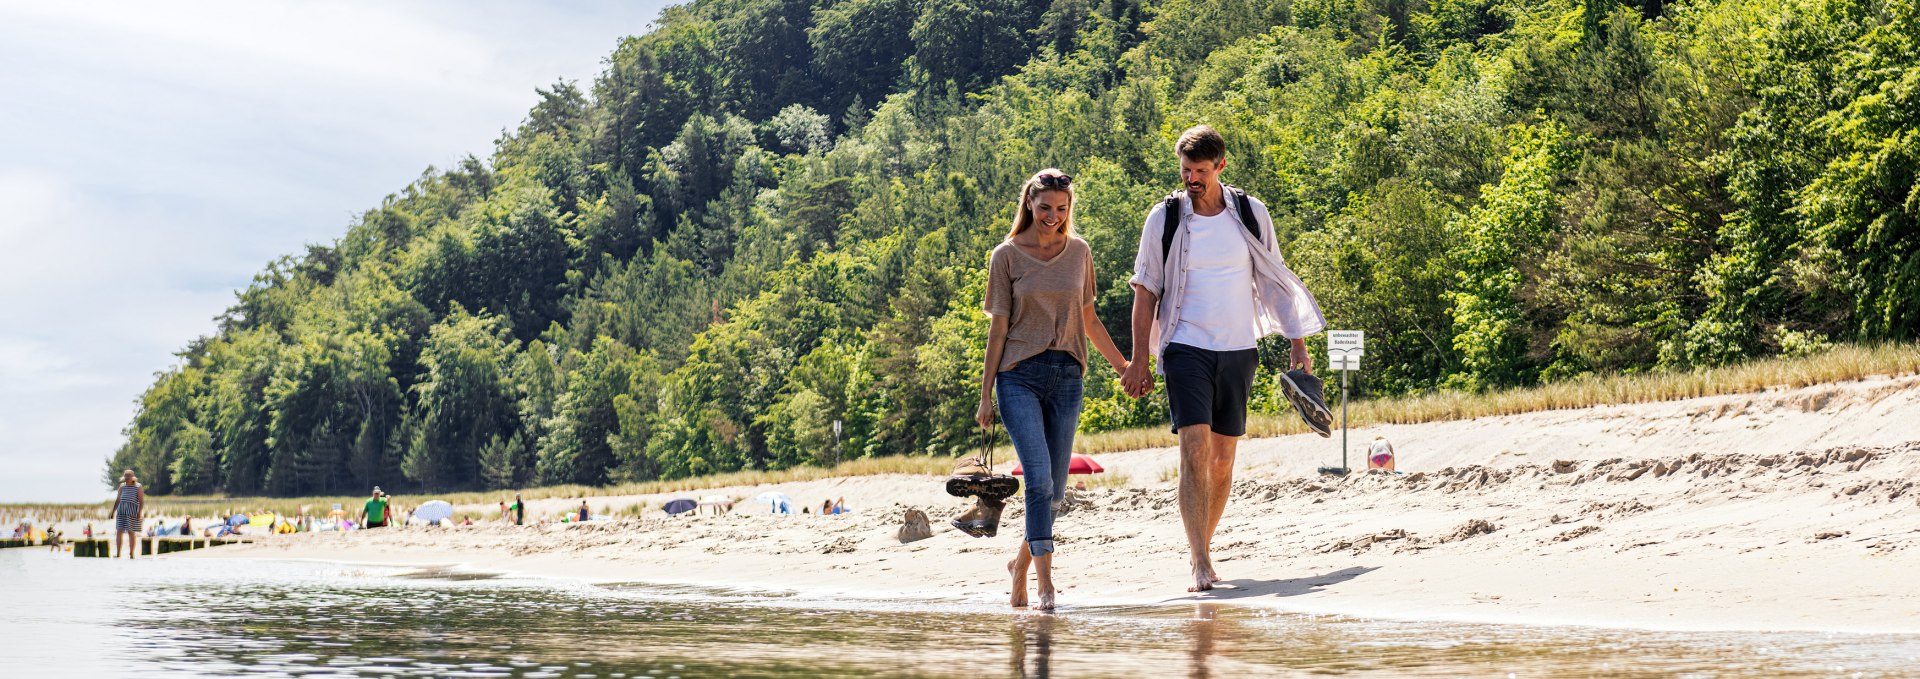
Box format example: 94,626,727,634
976,168,1130,610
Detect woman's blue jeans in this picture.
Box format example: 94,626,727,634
995,350,1083,557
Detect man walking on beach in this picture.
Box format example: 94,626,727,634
362,487,390,529
1120,125,1333,592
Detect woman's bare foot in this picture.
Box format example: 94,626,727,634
1008,558,1028,608
1035,585,1056,611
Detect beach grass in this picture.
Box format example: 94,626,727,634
9,342,1915,517
1073,341,1920,455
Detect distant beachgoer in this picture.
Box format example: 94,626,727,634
821,499,833,515
832,497,847,515
512,494,525,526
1368,436,1396,472
112,469,144,559
363,487,390,528
578,500,590,522
83,524,93,540
181,516,192,535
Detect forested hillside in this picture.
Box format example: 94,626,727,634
108,0,1919,496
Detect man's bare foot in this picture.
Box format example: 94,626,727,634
1035,586,1056,611
1187,565,1215,592
1009,559,1028,608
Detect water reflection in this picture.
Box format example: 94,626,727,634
1188,603,1217,679
1009,614,1055,679
10,550,1920,678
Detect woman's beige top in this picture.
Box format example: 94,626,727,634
984,236,1097,372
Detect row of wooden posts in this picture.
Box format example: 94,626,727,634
0,537,250,556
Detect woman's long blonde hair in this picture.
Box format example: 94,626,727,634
1007,168,1076,239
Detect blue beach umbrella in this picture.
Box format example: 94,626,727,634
662,498,697,515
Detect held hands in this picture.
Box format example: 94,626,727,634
1120,357,1154,398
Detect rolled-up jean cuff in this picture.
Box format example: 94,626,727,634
1028,539,1055,556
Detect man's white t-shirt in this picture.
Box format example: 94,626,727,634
1169,209,1259,351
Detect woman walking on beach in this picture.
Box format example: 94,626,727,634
978,168,1129,610
112,469,144,559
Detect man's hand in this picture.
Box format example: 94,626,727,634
1121,357,1154,398
1290,338,1312,374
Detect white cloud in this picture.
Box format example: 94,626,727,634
0,0,670,502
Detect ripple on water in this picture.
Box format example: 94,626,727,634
7,549,1919,677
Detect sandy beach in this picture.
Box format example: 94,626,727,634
178,374,1920,634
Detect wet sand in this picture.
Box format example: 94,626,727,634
181,374,1920,633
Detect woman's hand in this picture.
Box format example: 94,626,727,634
976,395,996,430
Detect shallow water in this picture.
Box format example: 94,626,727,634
5,549,1915,677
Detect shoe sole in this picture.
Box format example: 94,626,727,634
946,475,1019,499
1279,372,1336,437
949,518,998,538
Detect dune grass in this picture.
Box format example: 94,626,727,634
1072,341,1920,455
10,342,1914,517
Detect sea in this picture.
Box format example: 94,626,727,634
5,548,1916,677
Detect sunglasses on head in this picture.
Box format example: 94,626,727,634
1036,174,1073,189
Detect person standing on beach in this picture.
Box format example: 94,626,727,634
977,168,1131,610
112,469,144,559
362,487,390,529
1120,125,1332,592
512,493,525,526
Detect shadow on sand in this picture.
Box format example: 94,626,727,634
1164,565,1380,602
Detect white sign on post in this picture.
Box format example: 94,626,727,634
1330,353,1361,371
1328,330,1365,357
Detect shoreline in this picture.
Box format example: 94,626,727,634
168,374,1920,635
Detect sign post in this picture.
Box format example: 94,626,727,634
1320,331,1364,475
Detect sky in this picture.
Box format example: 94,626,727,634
0,1,674,503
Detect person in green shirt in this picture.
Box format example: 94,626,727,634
362,487,390,528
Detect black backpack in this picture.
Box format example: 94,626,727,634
1162,185,1261,267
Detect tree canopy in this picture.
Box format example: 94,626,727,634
110,0,1920,495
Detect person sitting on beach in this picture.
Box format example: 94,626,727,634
578,500,591,522
821,499,833,516
832,497,847,515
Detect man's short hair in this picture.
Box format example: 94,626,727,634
1175,125,1226,163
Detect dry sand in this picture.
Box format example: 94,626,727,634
181,374,1920,633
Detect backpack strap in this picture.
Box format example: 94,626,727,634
1162,187,1264,268
1159,192,1182,268
1225,184,1262,243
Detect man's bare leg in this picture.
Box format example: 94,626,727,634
1177,424,1217,591
1198,432,1239,583
1008,543,1032,608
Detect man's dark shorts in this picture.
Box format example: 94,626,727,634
1163,342,1259,436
